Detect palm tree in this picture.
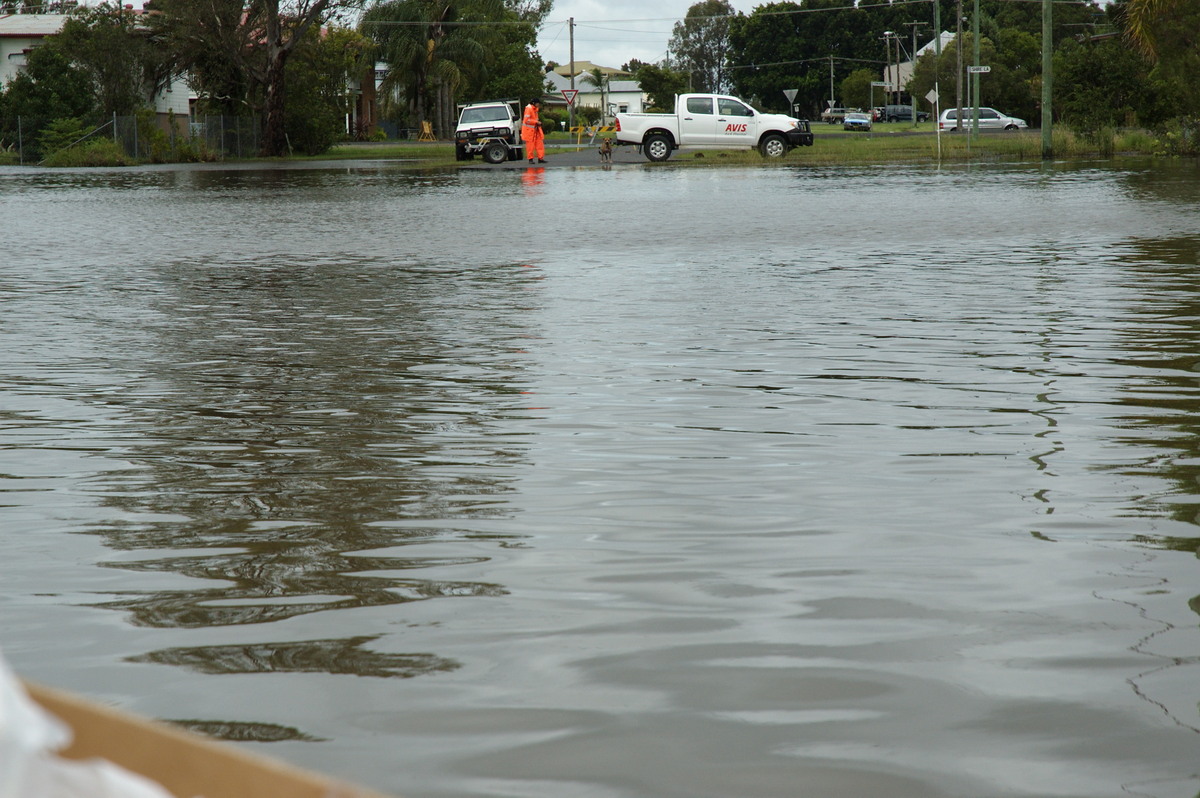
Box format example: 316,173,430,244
362,0,502,136
1120,0,1174,57
580,67,609,122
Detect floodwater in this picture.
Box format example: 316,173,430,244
2,156,1200,798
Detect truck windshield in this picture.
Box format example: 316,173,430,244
460,106,510,124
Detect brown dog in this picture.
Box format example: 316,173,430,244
598,137,613,163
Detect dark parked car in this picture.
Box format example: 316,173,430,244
883,104,930,123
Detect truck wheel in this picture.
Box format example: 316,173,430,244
759,133,789,158
644,134,673,162
482,142,508,164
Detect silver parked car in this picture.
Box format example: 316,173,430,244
938,107,1027,131
842,112,872,132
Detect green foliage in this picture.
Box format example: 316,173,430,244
575,105,602,125
669,0,735,93
147,0,262,116
633,63,690,110
1153,118,1200,156
840,68,876,111
281,26,374,155
908,34,1039,124
361,0,539,137
0,40,95,159
1110,0,1200,133
42,137,133,167
1054,37,1154,134
37,117,93,160
57,5,166,116
540,107,567,133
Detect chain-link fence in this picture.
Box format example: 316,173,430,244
2,114,262,164
187,115,261,159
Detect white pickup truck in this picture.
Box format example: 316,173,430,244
454,100,525,164
614,93,814,162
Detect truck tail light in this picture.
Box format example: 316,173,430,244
615,118,621,132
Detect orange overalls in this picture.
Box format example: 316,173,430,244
522,103,545,161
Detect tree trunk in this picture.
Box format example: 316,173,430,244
262,43,290,156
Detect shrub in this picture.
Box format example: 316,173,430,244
42,137,133,167
37,117,92,161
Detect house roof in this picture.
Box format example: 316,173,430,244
551,61,629,78
545,71,642,94
0,13,68,37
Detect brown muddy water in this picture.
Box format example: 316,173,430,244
2,158,1200,798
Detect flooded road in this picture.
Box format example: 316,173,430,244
3,157,1200,798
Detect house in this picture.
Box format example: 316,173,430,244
544,66,647,122
1,12,191,133
883,31,954,98
0,13,67,88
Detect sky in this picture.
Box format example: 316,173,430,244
536,1,760,72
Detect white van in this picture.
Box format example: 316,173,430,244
938,107,1027,131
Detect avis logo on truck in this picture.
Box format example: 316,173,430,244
614,93,814,162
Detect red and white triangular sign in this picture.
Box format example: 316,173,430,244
561,89,579,105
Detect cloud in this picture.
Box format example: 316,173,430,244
537,1,755,70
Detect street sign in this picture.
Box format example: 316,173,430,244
783,89,798,103
871,81,890,88
925,89,939,104
561,89,579,105
967,65,991,74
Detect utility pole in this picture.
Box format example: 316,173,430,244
829,54,835,110
881,32,891,109
971,0,980,137
569,17,575,130
907,22,926,125
955,0,963,133
1041,0,1053,158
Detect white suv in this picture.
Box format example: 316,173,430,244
938,107,1027,131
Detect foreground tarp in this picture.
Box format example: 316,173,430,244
24,682,394,798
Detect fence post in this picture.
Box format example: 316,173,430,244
17,116,23,166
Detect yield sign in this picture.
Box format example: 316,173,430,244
561,89,579,105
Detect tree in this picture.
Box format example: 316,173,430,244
361,0,516,136
56,4,170,117
0,39,95,159
467,1,546,104
840,68,875,110
149,0,366,155
633,63,690,111
283,26,375,153
579,67,609,120
1052,36,1155,134
1114,0,1200,133
146,0,261,117
908,32,1040,124
669,0,735,93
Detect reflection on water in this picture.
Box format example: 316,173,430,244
3,160,1200,797
169,719,326,742
131,636,459,678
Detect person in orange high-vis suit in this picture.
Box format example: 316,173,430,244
522,98,546,163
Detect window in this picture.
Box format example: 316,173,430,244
717,99,753,117
461,106,510,124
686,97,714,115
